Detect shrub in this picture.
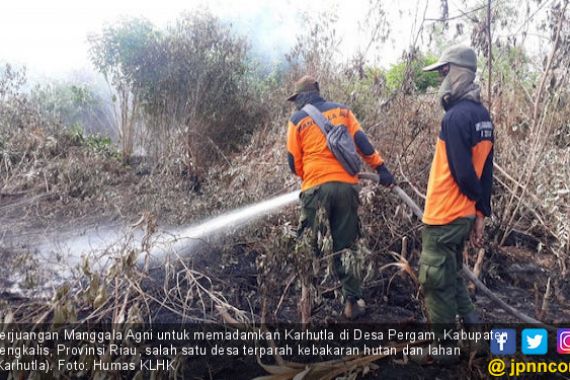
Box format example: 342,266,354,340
88,13,268,175
30,81,114,138
385,54,440,93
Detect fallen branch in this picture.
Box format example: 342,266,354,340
461,265,554,330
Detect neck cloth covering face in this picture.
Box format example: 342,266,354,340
439,65,481,110
294,90,321,110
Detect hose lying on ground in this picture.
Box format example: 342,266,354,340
358,172,553,329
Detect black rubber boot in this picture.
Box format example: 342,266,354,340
462,310,481,325
461,310,488,357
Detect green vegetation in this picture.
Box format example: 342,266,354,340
30,81,112,135
385,54,440,93
67,123,119,158
88,13,267,171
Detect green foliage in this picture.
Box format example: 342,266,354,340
491,45,533,84
88,13,266,171
31,83,99,126
88,17,159,160
88,18,158,89
66,123,119,158
68,123,84,144
85,135,117,158
385,54,440,93
247,59,287,98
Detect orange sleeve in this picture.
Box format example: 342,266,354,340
346,109,362,137
347,110,384,169
287,121,304,179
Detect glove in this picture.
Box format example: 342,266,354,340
376,164,395,187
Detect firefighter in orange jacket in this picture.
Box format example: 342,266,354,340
420,46,493,339
286,75,395,319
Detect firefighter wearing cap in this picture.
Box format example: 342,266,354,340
420,46,494,334
286,75,395,320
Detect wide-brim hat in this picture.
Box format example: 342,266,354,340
287,75,319,101
423,45,477,72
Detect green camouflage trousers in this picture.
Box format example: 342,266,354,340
295,182,363,299
419,218,475,325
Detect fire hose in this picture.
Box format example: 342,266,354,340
358,172,552,328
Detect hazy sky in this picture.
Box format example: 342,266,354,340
1,0,202,73
0,0,456,77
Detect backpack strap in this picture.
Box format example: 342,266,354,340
302,104,331,135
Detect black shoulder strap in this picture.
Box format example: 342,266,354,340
302,104,331,135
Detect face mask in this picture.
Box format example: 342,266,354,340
438,65,480,109
294,91,320,110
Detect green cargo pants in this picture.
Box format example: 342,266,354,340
296,182,362,299
419,218,475,325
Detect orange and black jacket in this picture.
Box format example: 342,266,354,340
287,92,385,191
423,99,494,225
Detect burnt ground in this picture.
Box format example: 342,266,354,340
145,238,568,379
138,236,569,379
1,188,569,379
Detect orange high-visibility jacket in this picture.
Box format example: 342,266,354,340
287,95,384,191
423,99,494,225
